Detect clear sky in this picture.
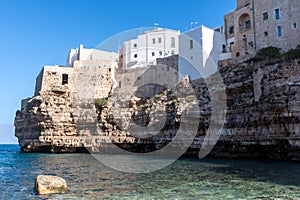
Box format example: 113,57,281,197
0,0,236,144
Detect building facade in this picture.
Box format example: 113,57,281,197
121,28,180,69
178,25,229,79
66,44,118,67
224,0,300,62
35,45,119,99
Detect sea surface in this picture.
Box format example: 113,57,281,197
0,144,299,200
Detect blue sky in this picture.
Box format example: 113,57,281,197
0,0,236,144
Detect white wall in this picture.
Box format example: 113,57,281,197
123,28,180,69
66,44,118,67
178,25,226,79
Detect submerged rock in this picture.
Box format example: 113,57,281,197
34,175,68,195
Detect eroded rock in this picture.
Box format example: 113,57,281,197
34,175,68,195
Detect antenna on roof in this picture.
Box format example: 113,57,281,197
154,22,159,29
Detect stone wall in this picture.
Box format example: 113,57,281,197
224,3,255,62
254,0,300,52
224,0,300,64
237,0,251,9
34,66,74,96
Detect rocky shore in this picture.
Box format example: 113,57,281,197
14,59,300,161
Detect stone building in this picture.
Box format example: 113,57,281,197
121,28,180,69
34,45,119,99
224,0,300,62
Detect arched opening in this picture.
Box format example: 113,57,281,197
239,13,251,31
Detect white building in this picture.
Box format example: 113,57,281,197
178,25,230,79
67,44,118,67
122,28,180,69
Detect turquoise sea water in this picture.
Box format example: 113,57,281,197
0,144,299,200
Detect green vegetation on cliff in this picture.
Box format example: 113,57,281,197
248,45,300,65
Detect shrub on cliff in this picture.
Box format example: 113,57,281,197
94,98,108,108
249,46,282,65
284,45,300,61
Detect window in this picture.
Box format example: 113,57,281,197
236,52,240,57
171,50,175,55
152,52,155,56
229,26,234,34
264,31,268,36
189,40,194,49
275,9,280,20
239,13,250,31
277,26,282,37
222,44,226,53
134,54,137,58
293,23,297,29
230,42,234,51
245,20,251,29
133,43,137,48
263,12,268,20
152,38,156,44
159,51,162,56
62,74,68,85
243,38,247,45
248,41,254,47
158,38,162,43
171,37,175,47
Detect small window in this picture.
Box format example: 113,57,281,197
264,31,268,36
245,20,251,29
293,23,297,29
275,9,280,20
171,37,175,47
158,38,162,43
133,44,137,48
236,52,240,57
171,50,175,55
134,54,138,58
152,38,156,44
152,52,155,56
189,40,194,49
222,44,226,53
62,74,68,85
277,26,282,37
230,42,234,51
263,12,268,20
248,41,254,47
159,51,162,56
229,26,234,34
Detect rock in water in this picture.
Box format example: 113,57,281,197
34,175,69,195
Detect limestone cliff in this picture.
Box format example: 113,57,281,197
214,60,300,160
14,60,300,160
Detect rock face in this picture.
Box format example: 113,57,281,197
14,59,300,161
215,60,300,160
34,175,68,195
14,85,82,153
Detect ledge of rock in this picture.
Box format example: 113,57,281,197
34,175,69,195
